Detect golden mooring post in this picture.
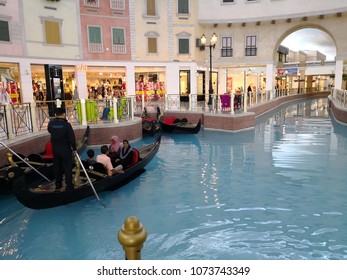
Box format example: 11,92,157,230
118,216,147,260
7,150,18,167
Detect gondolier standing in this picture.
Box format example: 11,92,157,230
48,107,77,191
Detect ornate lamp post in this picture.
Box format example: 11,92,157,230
200,33,218,106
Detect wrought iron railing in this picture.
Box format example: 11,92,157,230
0,88,332,141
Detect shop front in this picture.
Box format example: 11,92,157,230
0,62,20,103
86,66,126,99
135,67,166,101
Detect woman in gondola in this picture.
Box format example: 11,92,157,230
114,139,134,173
108,135,121,166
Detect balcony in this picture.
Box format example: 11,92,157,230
221,48,233,57
110,0,125,10
84,0,99,8
88,43,103,53
112,44,126,54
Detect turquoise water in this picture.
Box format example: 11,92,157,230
1,98,347,260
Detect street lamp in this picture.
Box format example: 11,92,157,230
200,32,218,106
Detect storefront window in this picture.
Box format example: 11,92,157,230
0,62,20,103
135,67,165,101
86,67,126,99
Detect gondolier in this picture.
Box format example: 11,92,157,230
48,107,77,191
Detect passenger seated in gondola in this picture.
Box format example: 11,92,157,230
96,145,124,176
113,139,134,172
108,135,121,166
86,149,96,167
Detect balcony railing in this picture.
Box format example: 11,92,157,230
88,43,103,53
245,47,257,56
221,48,233,57
112,44,126,54
110,0,125,10
84,0,99,8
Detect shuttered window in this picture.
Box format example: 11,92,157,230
88,26,102,44
44,20,61,45
148,37,157,53
112,28,124,44
146,0,156,16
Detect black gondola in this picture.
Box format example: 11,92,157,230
0,126,90,195
160,118,201,134
141,107,161,136
156,106,201,134
9,135,161,209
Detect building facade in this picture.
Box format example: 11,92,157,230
0,0,347,105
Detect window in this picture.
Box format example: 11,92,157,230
245,35,257,56
222,0,234,3
0,20,10,42
246,0,260,2
145,31,159,54
221,36,232,57
178,0,189,14
112,28,126,54
146,0,156,16
88,25,103,53
43,19,61,45
179,38,189,54
148,37,157,53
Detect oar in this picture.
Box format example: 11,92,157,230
75,153,106,208
0,141,50,182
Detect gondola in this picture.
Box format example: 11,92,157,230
9,135,161,209
142,118,161,136
160,117,201,134
141,107,161,136
0,126,90,195
155,106,201,134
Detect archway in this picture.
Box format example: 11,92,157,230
274,26,337,92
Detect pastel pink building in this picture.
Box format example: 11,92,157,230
80,0,131,61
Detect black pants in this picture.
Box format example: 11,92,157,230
53,145,73,187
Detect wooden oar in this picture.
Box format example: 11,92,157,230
75,153,106,208
0,141,50,182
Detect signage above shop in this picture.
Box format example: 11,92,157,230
76,65,88,72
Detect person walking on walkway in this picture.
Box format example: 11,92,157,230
48,107,77,191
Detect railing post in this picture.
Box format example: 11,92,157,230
5,104,14,139
189,94,192,111
113,97,119,124
130,97,134,120
141,94,145,111
118,216,147,260
30,102,39,133
165,94,168,110
230,93,234,115
212,94,216,113
243,93,247,113
80,99,88,126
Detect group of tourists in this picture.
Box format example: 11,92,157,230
48,107,133,191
